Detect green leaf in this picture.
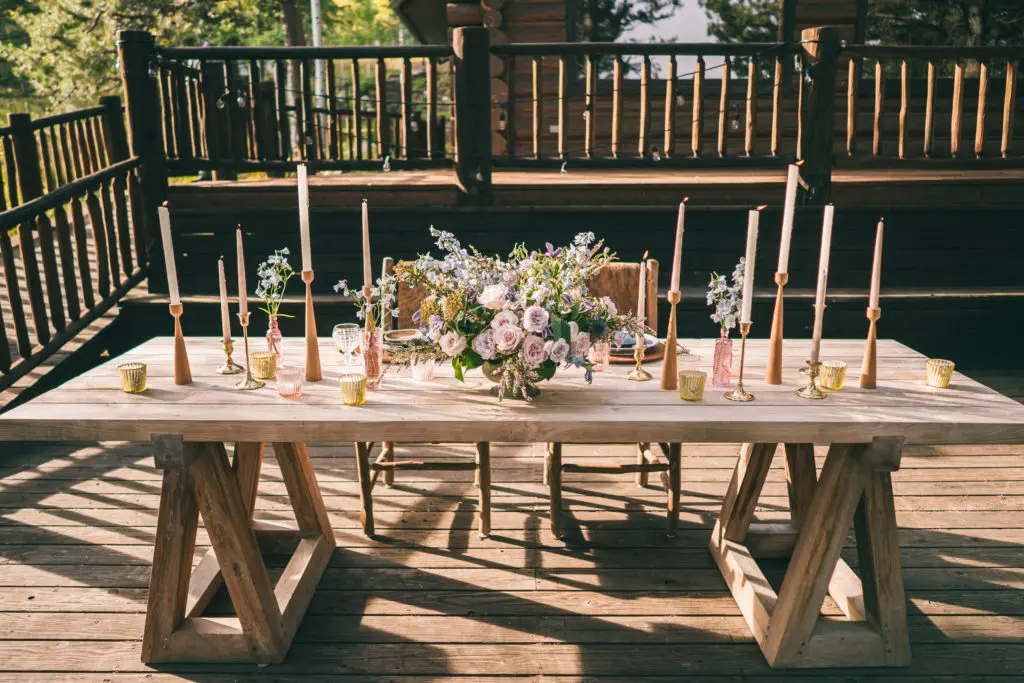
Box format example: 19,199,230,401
461,349,484,370
452,357,465,382
538,359,557,381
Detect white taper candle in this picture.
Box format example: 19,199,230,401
218,257,231,342
158,206,180,306
236,228,248,316
361,198,372,290
868,218,884,309
778,163,799,273
740,209,759,325
637,256,647,323
297,164,312,272
810,204,835,363
669,199,686,292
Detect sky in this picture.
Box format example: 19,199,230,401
619,2,723,75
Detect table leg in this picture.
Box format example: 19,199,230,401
355,441,375,537
547,442,562,538
476,442,491,538
783,443,817,530
666,443,681,538
710,437,910,669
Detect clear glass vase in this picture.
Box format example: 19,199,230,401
362,327,385,390
712,331,733,387
266,314,283,362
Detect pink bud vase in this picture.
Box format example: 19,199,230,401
266,315,283,363
712,329,733,387
362,327,385,389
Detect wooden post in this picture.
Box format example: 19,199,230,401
452,27,492,202
117,30,168,262
799,27,841,204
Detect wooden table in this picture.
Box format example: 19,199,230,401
2,336,1023,669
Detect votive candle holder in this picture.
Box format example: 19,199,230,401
250,351,277,380
276,365,304,398
118,362,147,393
340,373,368,406
678,353,702,372
925,359,955,389
820,360,848,391
589,341,611,372
410,359,438,382
678,370,707,402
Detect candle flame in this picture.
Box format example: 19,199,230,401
755,204,767,211
641,249,649,261
796,159,806,166
879,216,885,223
161,200,169,207
682,196,689,203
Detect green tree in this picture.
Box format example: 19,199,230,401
699,0,778,44
573,0,684,43
869,0,1024,47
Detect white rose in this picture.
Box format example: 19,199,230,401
522,305,550,333
547,338,570,364
600,296,617,317
573,332,592,358
494,325,523,353
478,284,507,311
568,321,579,342
521,334,547,366
471,329,497,361
439,331,467,357
490,309,519,330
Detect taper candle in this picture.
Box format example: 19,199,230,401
810,204,835,363
298,163,312,272
868,218,884,309
361,198,372,290
669,198,686,292
217,257,231,342
637,251,648,321
236,228,248,315
778,163,799,273
740,209,759,325
158,206,180,306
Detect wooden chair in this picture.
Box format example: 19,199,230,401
546,259,684,539
352,258,492,538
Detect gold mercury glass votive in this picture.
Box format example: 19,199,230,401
118,362,147,393
678,353,702,372
678,370,707,402
820,360,848,391
926,359,955,389
340,373,368,406
276,365,304,398
250,351,277,380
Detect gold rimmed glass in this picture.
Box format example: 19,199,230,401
678,370,707,402
250,351,277,380
118,362,147,393
820,360,848,391
340,373,368,406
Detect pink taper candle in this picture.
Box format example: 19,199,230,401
669,199,686,292
361,198,372,290
236,228,248,315
869,218,884,309
637,250,649,322
217,257,231,342
297,164,312,272
810,205,835,363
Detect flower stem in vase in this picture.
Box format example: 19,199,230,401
266,314,282,362
712,330,733,387
363,327,384,389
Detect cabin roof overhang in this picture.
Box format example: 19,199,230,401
390,0,449,45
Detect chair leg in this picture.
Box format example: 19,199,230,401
666,443,681,537
636,442,650,487
476,442,491,538
547,442,563,538
542,445,551,486
354,441,375,537
381,442,395,487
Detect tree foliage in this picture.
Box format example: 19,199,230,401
573,0,684,42
699,0,778,44
868,0,1024,47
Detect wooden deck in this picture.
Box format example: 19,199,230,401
1,438,1023,679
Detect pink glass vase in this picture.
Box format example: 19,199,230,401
266,315,283,362
362,327,385,390
712,331,733,387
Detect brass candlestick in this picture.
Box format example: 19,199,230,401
764,272,788,385
302,270,324,382
235,311,264,390
169,303,192,385
859,306,881,389
660,290,681,390
796,359,827,399
626,339,652,381
725,322,753,401
217,338,243,375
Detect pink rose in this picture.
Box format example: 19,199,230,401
490,309,519,330
478,284,507,311
471,329,497,361
521,334,547,366
573,332,592,358
523,305,550,333
439,331,467,357
494,325,523,353
547,338,570,363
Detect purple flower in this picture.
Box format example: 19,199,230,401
521,334,547,366
584,368,593,384
412,310,422,326
522,305,550,333
472,329,497,360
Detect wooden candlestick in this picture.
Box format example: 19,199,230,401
302,270,323,382
660,290,681,390
859,306,881,389
764,272,788,385
169,303,192,385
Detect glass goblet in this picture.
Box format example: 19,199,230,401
332,323,362,367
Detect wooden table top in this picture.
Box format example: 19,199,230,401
2,337,1023,445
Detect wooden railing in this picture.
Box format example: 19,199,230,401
490,41,801,167
147,44,455,174
0,95,148,393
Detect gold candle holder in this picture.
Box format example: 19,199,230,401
217,338,243,375
626,338,653,382
235,312,265,390
859,306,881,389
796,359,827,399
250,351,277,380
820,360,848,391
764,272,787,385
925,358,955,389
169,303,192,385
660,290,681,390
725,322,754,401
340,373,368,406
678,370,707,401
118,362,147,393
302,270,323,382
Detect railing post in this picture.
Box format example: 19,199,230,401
100,95,131,163
117,30,167,263
799,26,841,204
452,27,492,202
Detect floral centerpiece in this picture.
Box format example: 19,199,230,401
396,227,646,400
255,248,295,360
